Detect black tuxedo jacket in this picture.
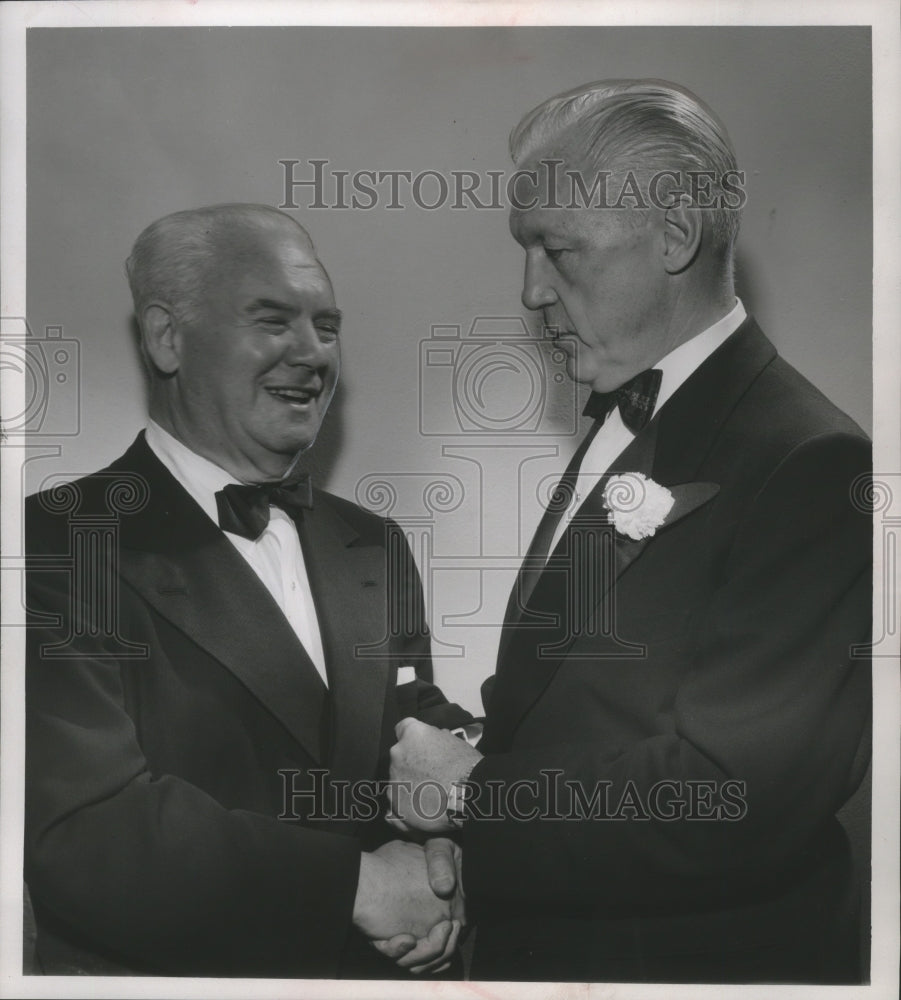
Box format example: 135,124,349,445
464,320,872,983
25,433,469,977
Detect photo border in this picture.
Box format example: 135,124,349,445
2,3,898,999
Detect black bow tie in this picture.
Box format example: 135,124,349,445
582,368,662,433
215,476,313,541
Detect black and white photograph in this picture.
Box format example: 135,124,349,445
1,2,898,998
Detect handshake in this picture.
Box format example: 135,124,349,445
352,718,484,974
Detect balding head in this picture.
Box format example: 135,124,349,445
127,204,341,482
126,204,316,326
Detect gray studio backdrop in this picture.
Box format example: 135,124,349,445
26,26,872,712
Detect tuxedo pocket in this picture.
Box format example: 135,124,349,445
395,665,417,686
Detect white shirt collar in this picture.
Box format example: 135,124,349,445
145,419,240,525
652,298,747,416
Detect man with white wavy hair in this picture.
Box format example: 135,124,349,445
389,79,871,983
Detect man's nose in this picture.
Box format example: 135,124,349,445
521,253,558,312
283,321,331,366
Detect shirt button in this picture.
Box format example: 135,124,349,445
290,580,297,591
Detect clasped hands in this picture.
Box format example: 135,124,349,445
354,719,482,974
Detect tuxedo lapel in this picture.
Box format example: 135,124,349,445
488,425,660,745
298,498,390,786
652,317,777,485
119,544,328,762
521,475,720,662
498,420,660,649
486,319,774,750
109,435,328,762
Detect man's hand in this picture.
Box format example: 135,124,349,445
371,838,465,973
387,718,482,834
371,918,463,974
423,837,461,899
353,839,465,973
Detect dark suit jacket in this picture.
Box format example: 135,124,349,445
463,319,872,983
25,433,469,978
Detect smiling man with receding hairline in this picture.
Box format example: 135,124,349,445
25,203,473,979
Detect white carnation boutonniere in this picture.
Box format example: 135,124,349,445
603,472,675,541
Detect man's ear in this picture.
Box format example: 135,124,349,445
661,202,703,274
140,302,182,375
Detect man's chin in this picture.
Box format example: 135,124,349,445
569,362,604,392
564,356,587,385
581,362,631,394
267,419,322,455
243,433,320,480
270,438,316,467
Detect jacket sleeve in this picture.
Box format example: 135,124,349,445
462,432,872,913
25,555,361,977
386,517,474,730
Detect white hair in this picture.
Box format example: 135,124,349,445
125,203,313,324
510,79,742,260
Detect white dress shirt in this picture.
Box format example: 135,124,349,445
548,299,747,555
145,421,328,685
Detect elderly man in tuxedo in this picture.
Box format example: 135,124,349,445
389,80,872,983
25,204,471,977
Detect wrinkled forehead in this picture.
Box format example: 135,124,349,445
216,221,332,292
508,141,646,245
507,147,593,238
507,181,587,250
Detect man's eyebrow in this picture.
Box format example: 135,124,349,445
509,213,544,245
246,298,297,313
315,308,343,325
244,300,342,324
